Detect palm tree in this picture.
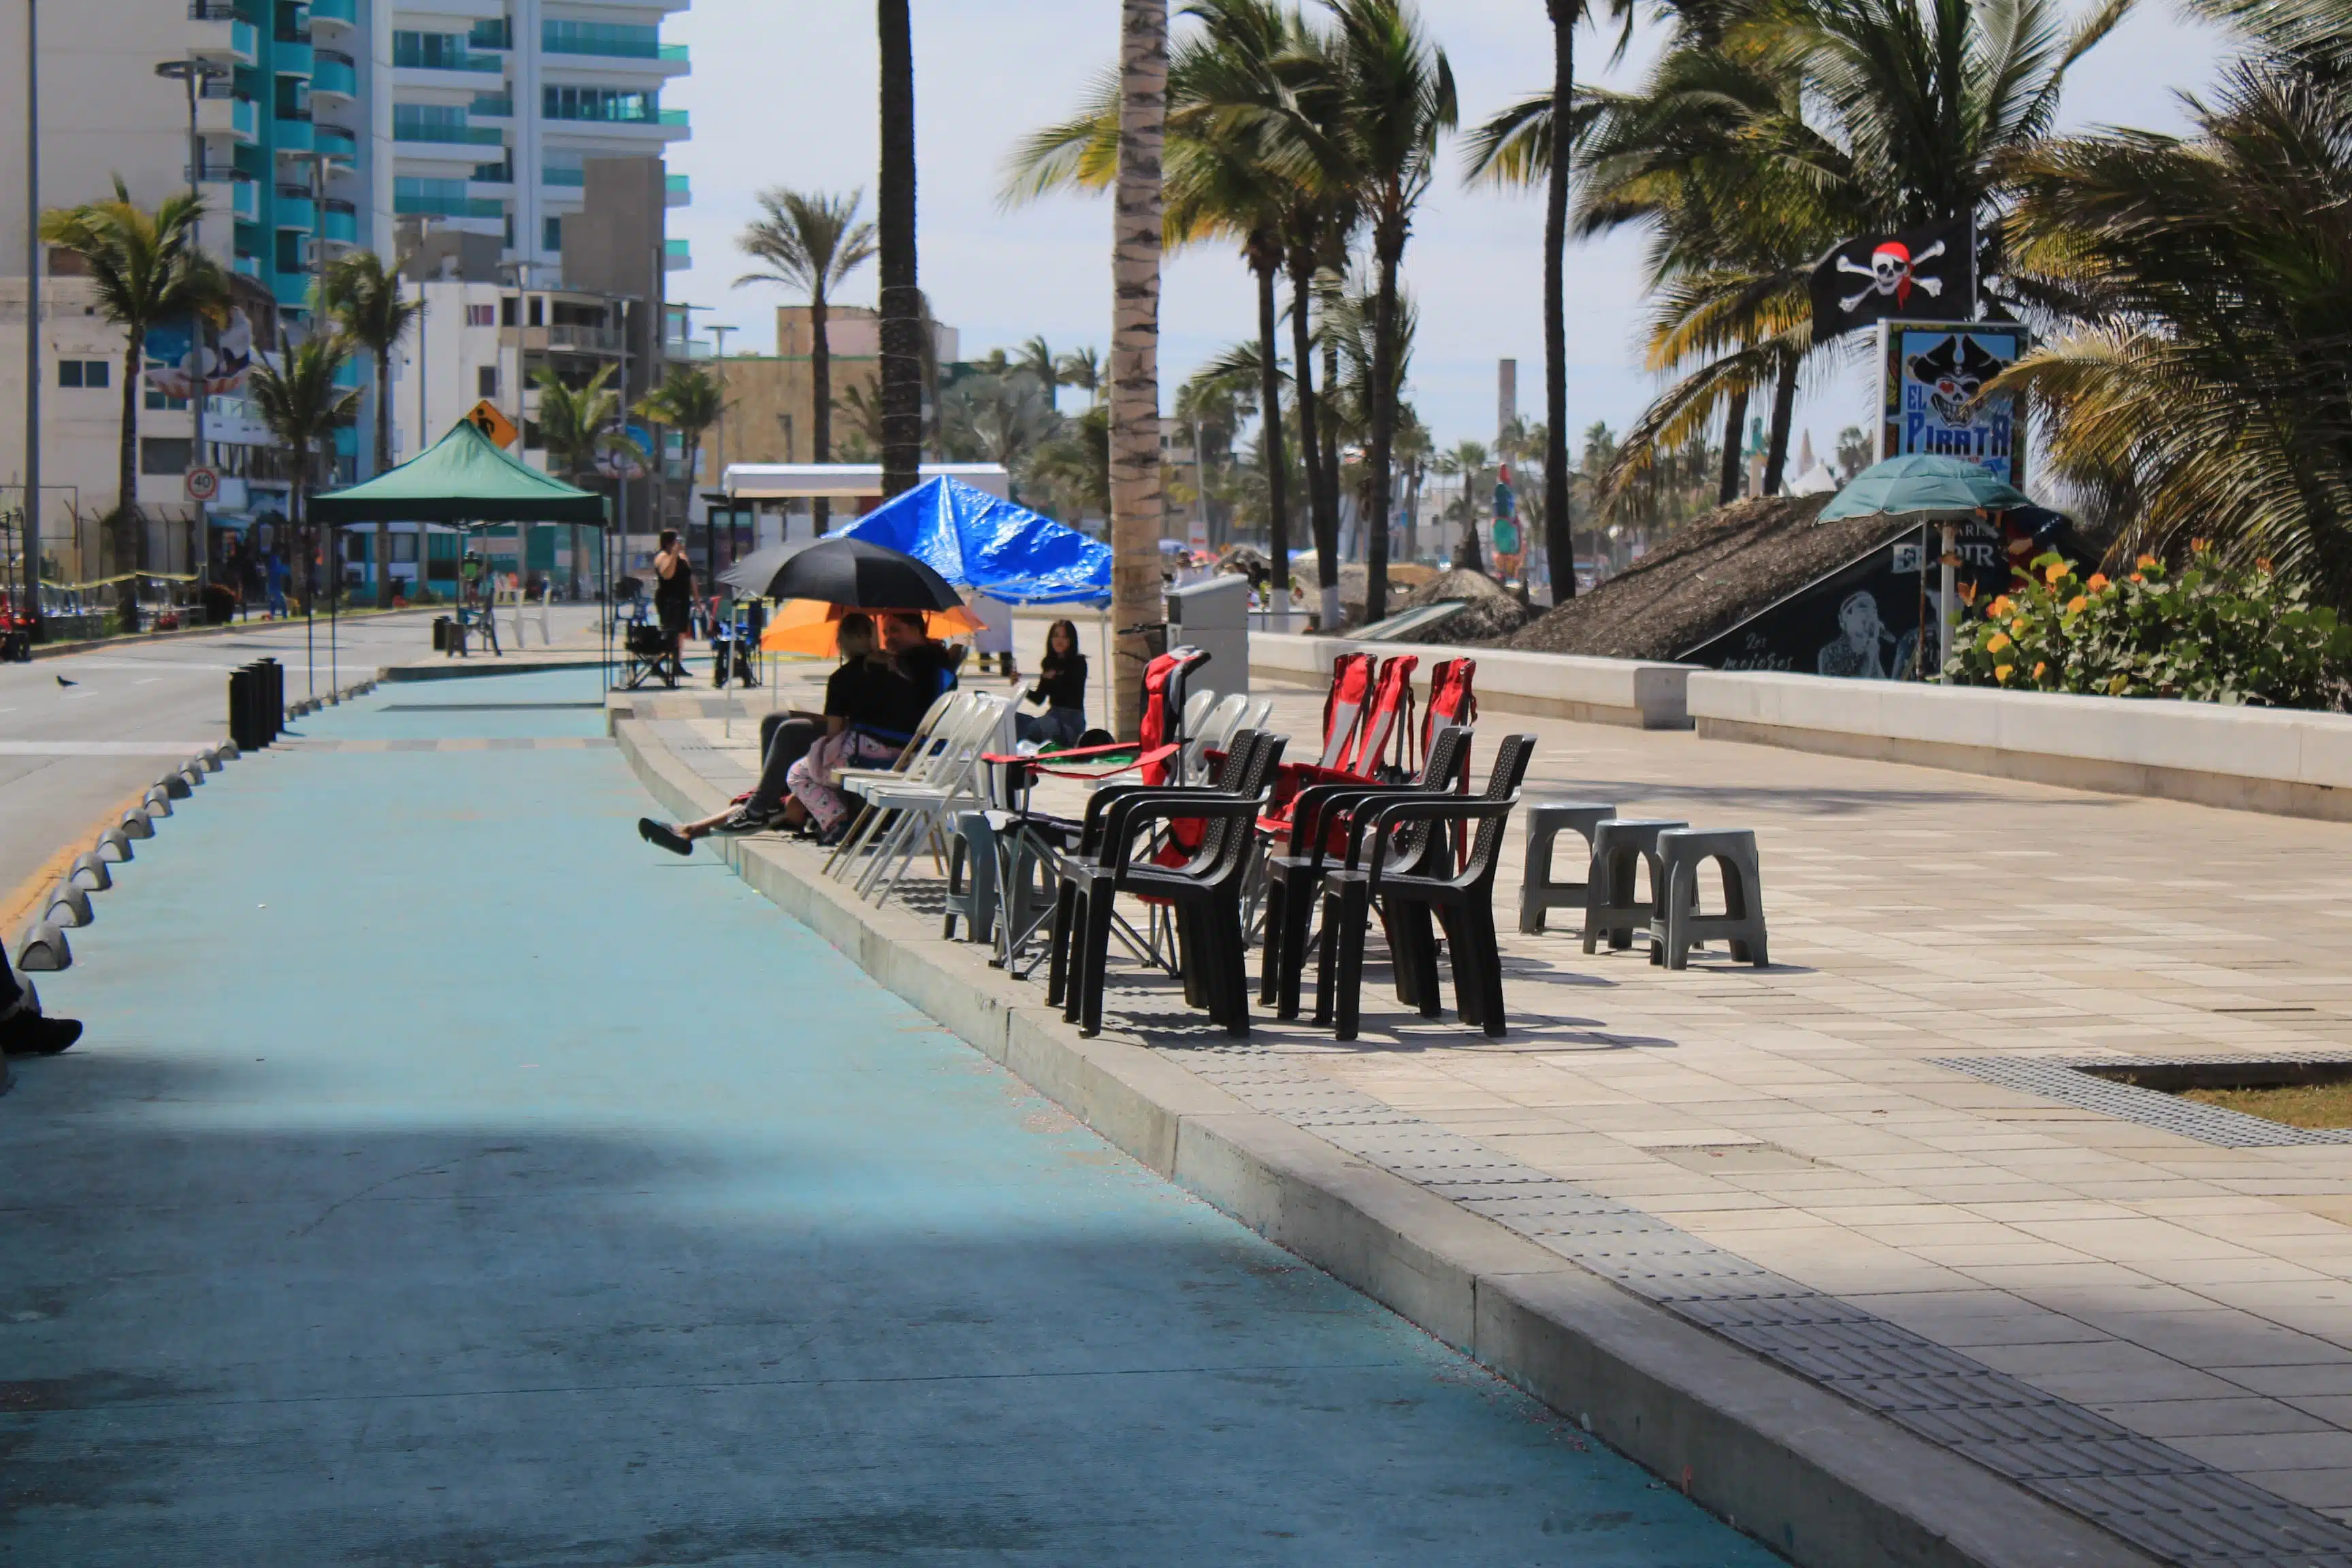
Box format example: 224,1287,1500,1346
634,363,730,580
1463,0,1635,603
1017,336,1061,407
39,178,225,581
1324,0,1454,624
877,0,924,497
1106,0,1171,736
736,187,876,532
1994,0,2352,598
938,372,1062,493
1431,438,1490,570
323,249,421,606
535,363,637,485
248,334,359,618
1056,346,1105,405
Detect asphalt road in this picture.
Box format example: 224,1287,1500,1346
0,607,602,924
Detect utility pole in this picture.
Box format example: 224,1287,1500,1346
708,321,734,566
21,0,40,638
157,55,229,593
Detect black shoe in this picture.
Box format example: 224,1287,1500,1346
638,817,693,857
710,804,780,836
1,1013,82,1057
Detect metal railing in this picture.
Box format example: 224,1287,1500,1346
188,0,240,18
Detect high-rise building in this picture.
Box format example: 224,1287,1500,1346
387,0,691,287
1,0,692,590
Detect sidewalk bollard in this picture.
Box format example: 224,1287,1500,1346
16,923,71,973
97,827,134,864
44,883,92,928
69,852,110,893
154,770,191,801
197,746,222,772
144,787,174,817
218,740,239,762
178,762,206,789
118,808,154,840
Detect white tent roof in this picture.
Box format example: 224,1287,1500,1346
721,463,1010,501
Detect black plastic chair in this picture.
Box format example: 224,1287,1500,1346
1311,734,1536,1041
1047,730,1286,1038
1258,725,1474,1021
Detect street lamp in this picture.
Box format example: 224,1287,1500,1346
20,0,39,641
155,55,231,594
280,146,343,696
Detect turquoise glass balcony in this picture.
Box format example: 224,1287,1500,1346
276,194,316,230
666,172,689,203
315,125,358,157
231,179,259,221
275,115,315,152
274,39,313,76
322,203,358,243
312,0,357,24
664,238,689,269
234,96,257,139
659,108,688,126
312,53,357,99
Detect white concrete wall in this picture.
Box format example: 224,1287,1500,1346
1252,633,1695,731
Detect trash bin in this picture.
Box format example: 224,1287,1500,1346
1167,574,1252,695
431,615,451,652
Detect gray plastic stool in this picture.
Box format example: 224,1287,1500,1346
1518,801,1616,932
1581,818,1687,954
943,811,1001,943
1650,829,1769,968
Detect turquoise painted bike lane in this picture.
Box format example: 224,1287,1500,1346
2,674,1780,1565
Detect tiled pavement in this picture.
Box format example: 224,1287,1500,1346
647,653,2352,1565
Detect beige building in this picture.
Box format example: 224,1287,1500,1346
689,305,960,487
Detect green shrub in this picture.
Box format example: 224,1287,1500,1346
1948,544,2352,708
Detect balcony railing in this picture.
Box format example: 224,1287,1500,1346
394,121,505,146
312,50,356,96
188,0,240,18
544,323,624,353
542,167,585,187
311,0,357,24
660,108,688,125
666,172,689,199
393,193,505,219
314,125,358,155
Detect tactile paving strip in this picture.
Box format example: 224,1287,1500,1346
1162,1040,2352,1568
1932,1054,2352,1148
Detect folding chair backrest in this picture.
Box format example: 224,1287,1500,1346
1318,651,1375,769
1181,687,1215,743
1423,658,1477,761
1186,692,1250,782
1241,697,1275,734
1342,654,1419,777
902,693,986,785
1138,647,1213,787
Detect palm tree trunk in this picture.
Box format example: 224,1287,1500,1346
375,350,393,607
1403,459,1420,564
1286,247,1338,627
117,322,145,589
811,287,833,534
876,0,923,499
1763,355,1798,496
1362,232,1403,626
1109,0,1168,739
1543,0,1574,604
1717,386,1749,506
1252,251,1290,598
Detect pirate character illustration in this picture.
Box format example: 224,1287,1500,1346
1839,238,1945,314
1905,334,2007,427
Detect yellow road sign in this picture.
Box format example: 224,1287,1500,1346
465,399,519,449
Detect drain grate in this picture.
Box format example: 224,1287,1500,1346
1932,1054,2352,1148
1161,1041,2352,1567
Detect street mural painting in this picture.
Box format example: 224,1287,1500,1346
143,310,257,400
1681,517,2017,679
1876,320,2031,485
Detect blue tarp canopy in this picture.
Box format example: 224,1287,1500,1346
828,477,1111,605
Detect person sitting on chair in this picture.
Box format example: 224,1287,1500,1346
640,614,899,853
779,612,960,844
1014,618,1088,750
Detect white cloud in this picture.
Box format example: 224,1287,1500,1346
664,0,2225,455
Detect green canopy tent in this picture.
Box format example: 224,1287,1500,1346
310,417,612,687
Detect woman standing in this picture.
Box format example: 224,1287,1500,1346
1015,618,1088,749
653,529,693,683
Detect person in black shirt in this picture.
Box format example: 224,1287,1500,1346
1015,618,1088,749
639,613,892,853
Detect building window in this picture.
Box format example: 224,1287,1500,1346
467,16,510,48
391,532,419,564
141,438,193,476
466,303,495,327
145,389,191,411
472,157,511,183
392,103,474,144
276,230,306,274
542,18,662,58
477,365,498,399
500,295,517,327
393,31,483,71
541,85,658,123
527,295,543,327
542,159,584,188
57,359,110,389
542,216,561,253
274,75,310,120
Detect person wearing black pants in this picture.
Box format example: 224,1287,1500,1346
0,950,82,1058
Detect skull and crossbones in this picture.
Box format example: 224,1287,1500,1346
1838,240,1944,312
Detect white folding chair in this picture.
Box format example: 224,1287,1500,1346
821,691,970,879
855,695,1014,904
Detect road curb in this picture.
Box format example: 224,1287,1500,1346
612,716,2151,1568
27,606,433,662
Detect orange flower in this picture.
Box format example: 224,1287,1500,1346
1994,664,2015,682
2033,662,2048,679
2065,595,2089,615
1986,632,2012,654
2136,553,2160,569
2129,572,2146,583
2190,538,2210,552
2044,562,2068,585
2086,572,2110,591
1988,595,2013,617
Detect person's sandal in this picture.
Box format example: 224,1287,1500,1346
638,818,693,857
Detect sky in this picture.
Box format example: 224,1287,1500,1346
662,0,2227,461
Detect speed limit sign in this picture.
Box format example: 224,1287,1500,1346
184,466,220,503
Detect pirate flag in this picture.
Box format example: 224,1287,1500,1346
1809,218,1974,342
